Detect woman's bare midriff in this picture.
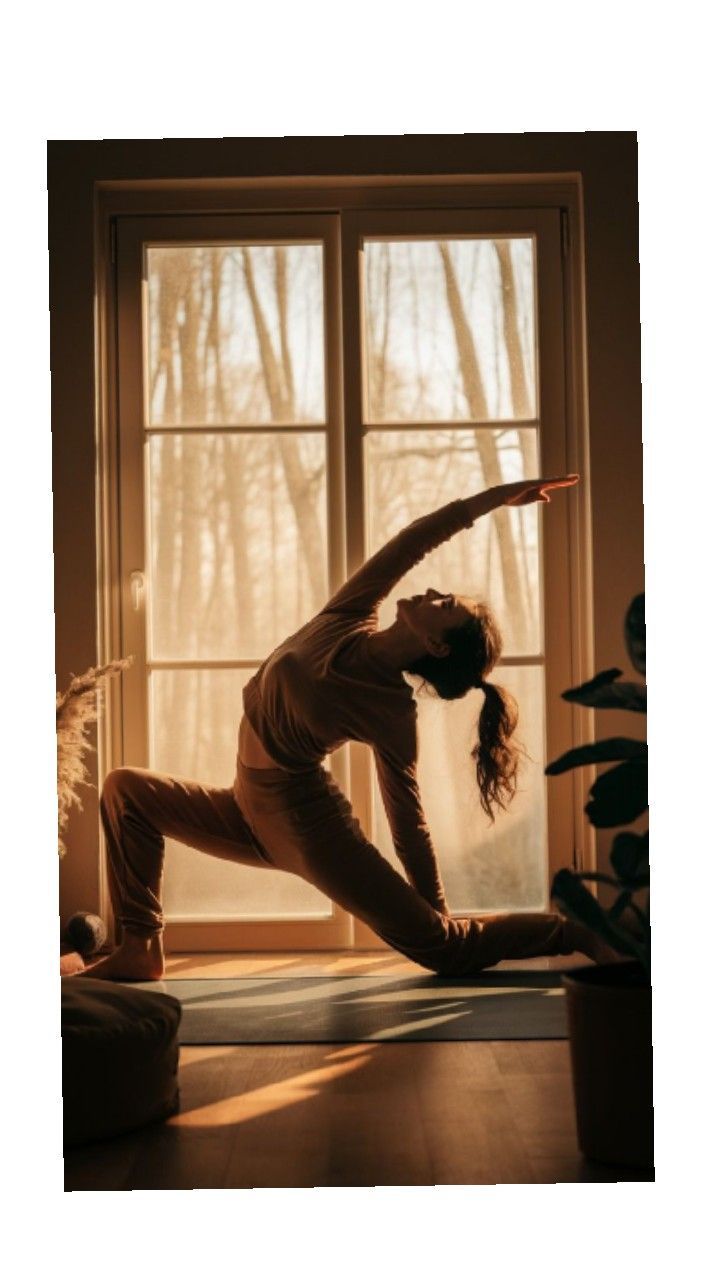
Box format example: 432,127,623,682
238,714,284,769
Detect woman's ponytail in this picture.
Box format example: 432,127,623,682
473,680,521,821
403,601,525,820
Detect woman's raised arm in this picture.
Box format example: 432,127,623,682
463,474,579,522
321,475,579,619
321,498,474,617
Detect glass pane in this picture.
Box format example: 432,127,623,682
363,237,536,423
366,429,541,655
146,243,325,425
149,668,332,920
371,665,547,913
148,432,328,661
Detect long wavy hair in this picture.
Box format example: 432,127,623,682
404,603,522,821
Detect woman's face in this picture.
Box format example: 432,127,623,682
397,587,477,646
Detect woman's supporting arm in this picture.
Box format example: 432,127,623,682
372,735,449,916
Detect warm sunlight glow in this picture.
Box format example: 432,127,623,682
168,1045,376,1129
140,231,549,926
179,1045,230,1065
344,985,563,1001
363,238,537,423
325,1044,376,1060
370,1011,464,1039
144,242,330,925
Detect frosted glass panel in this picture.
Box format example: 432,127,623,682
371,666,547,912
149,668,331,920
146,243,325,425
366,429,541,655
363,238,536,422
148,432,328,660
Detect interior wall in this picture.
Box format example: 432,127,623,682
48,133,643,924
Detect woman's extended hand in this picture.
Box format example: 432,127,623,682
463,475,579,523
499,474,580,506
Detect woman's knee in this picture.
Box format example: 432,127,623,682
101,766,149,809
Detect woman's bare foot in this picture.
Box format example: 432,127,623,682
60,950,86,977
77,931,165,982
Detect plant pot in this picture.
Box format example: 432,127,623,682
562,961,653,1170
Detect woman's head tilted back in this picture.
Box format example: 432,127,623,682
400,588,521,822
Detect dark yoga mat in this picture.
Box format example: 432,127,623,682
127,972,569,1042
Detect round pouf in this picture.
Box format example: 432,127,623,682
61,977,182,1148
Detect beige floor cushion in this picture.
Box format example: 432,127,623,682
62,977,182,1148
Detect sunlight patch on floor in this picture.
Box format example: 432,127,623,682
179,1045,233,1065
168,1044,377,1129
370,1010,467,1039
162,952,423,979
344,985,564,1002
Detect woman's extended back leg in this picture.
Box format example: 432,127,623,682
79,766,271,981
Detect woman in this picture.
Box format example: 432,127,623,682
81,473,616,982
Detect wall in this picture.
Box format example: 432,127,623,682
48,133,643,923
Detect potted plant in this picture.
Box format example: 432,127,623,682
545,593,652,1170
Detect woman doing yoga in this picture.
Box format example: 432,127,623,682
81,472,619,982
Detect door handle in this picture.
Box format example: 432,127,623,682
130,570,145,612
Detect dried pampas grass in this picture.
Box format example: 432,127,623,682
56,657,133,857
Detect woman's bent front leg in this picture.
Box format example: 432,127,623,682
235,767,617,975
80,766,271,982
82,764,620,982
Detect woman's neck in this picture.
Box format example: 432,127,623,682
365,620,425,673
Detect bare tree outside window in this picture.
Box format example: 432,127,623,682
144,243,330,918
140,232,548,919
363,237,546,909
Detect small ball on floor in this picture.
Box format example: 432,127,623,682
64,912,108,958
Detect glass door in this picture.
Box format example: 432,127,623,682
111,203,577,951
115,214,352,949
337,209,575,942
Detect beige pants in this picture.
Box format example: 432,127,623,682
100,761,590,977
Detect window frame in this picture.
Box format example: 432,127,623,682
98,180,595,952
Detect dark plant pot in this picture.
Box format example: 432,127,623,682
563,961,653,1170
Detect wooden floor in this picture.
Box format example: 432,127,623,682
64,952,652,1190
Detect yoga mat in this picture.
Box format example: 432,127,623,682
129,972,569,1042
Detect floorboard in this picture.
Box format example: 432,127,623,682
63,951,650,1190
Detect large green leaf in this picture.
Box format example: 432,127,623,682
608,891,651,951
585,757,648,827
551,869,645,961
610,831,650,885
608,889,634,921
629,901,651,930
545,737,646,776
562,676,647,712
624,593,646,675
562,667,622,698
